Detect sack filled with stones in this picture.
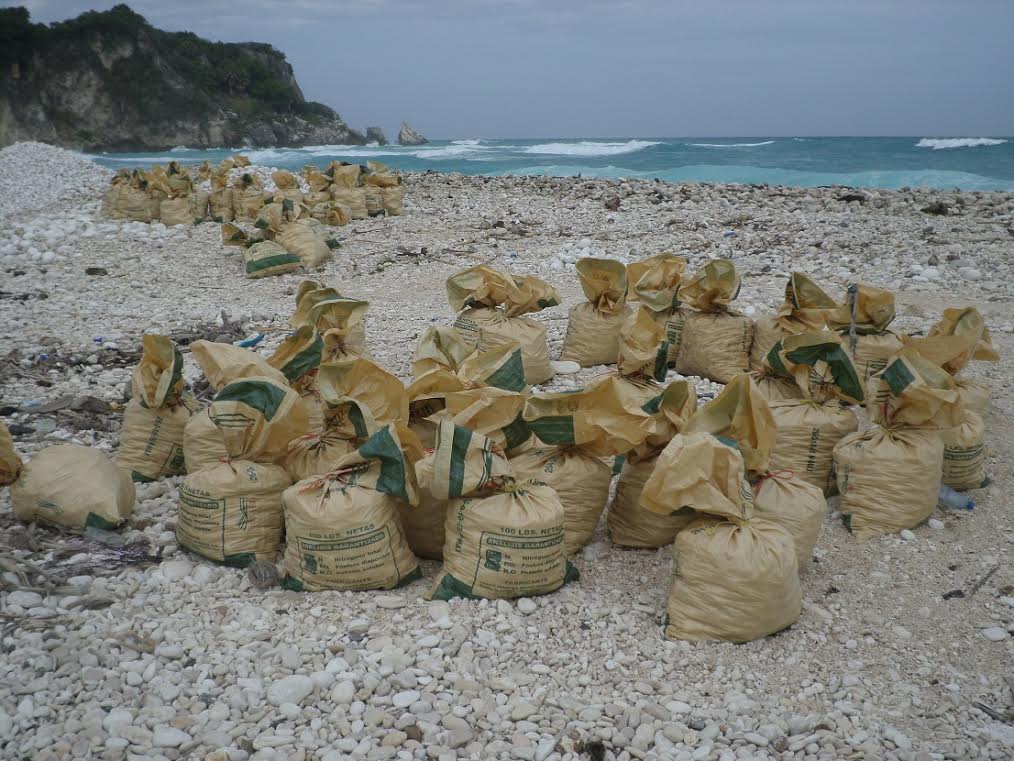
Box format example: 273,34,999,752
209,170,235,222
428,422,579,600
749,342,807,406
412,326,527,393
281,423,423,591
764,332,864,495
626,252,690,365
832,350,963,538
826,284,903,384
267,326,326,430
276,218,338,269
560,258,632,366
327,162,368,220
749,271,836,370
183,341,290,473
676,259,755,383
116,334,198,482
403,386,528,560
282,358,408,481
9,441,136,531
447,265,560,385
232,173,271,221
641,431,801,642
290,281,370,362
682,374,825,564
512,377,656,555
607,380,698,548
177,377,306,566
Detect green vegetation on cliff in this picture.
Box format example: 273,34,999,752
0,5,364,150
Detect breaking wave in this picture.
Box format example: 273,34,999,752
688,141,776,147
521,140,659,157
916,138,1007,150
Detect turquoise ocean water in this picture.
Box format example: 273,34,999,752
88,137,1014,191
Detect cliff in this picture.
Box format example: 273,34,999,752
0,5,367,151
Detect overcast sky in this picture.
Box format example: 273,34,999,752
16,0,1014,139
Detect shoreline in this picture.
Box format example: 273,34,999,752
0,143,1012,760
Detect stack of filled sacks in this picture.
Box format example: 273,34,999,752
904,307,998,491
2,421,136,530
303,168,351,226
177,377,306,566
427,421,580,600
103,161,210,225
832,350,963,537
363,161,407,216
102,169,160,223
404,380,529,560
826,284,903,384
116,335,199,483
407,326,527,448
267,326,326,432
749,342,807,406
290,281,370,362
676,260,755,383
762,332,864,495
282,359,408,481
209,169,235,222
626,252,689,366
447,265,561,385
183,341,291,472
512,377,657,555
684,375,826,570
639,429,802,642
222,212,339,278
281,423,423,591
324,162,369,220
749,272,837,370
560,258,632,366
607,380,698,548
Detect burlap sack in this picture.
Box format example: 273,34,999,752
684,374,776,477
232,154,251,167
116,335,197,481
282,359,407,480
184,409,227,473
752,471,825,568
561,258,632,366
188,188,210,222
628,252,689,364
448,266,560,385
244,241,302,278
364,161,400,188
904,307,997,416
270,170,304,206
412,326,527,392
641,432,801,642
956,378,989,416
941,410,987,490
276,219,336,269
255,200,298,236
606,381,698,548
750,371,805,405
833,351,962,538
749,272,836,370
617,308,669,381
401,388,527,559
281,424,422,591
331,187,368,220
363,186,384,216
383,185,406,216
268,326,325,431
763,333,864,494
0,422,20,486
290,284,369,361
11,445,136,530
827,284,902,383
428,422,578,600
904,306,998,374
221,222,253,248
677,260,754,383
209,172,235,222
232,174,270,220
513,377,656,554
160,197,193,226
177,377,306,565
310,202,350,227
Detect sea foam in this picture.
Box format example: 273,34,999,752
522,140,659,157
689,141,775,147
916,138,1007,150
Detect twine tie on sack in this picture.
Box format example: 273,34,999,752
753,469,796,492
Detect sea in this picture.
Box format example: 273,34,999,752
87,137,1014,191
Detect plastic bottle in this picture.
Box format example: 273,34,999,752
938,484,975,511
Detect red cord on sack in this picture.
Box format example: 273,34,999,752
753,469,796,491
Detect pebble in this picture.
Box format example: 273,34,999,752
375,595,407,609
266,675,314,706
928,518,945,530
981,627,1010,641
152,726,191,748
392,690,420,708
900,529,915,541
517,598,538,614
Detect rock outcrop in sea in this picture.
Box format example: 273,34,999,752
398,122,428,146
365,127,388,146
